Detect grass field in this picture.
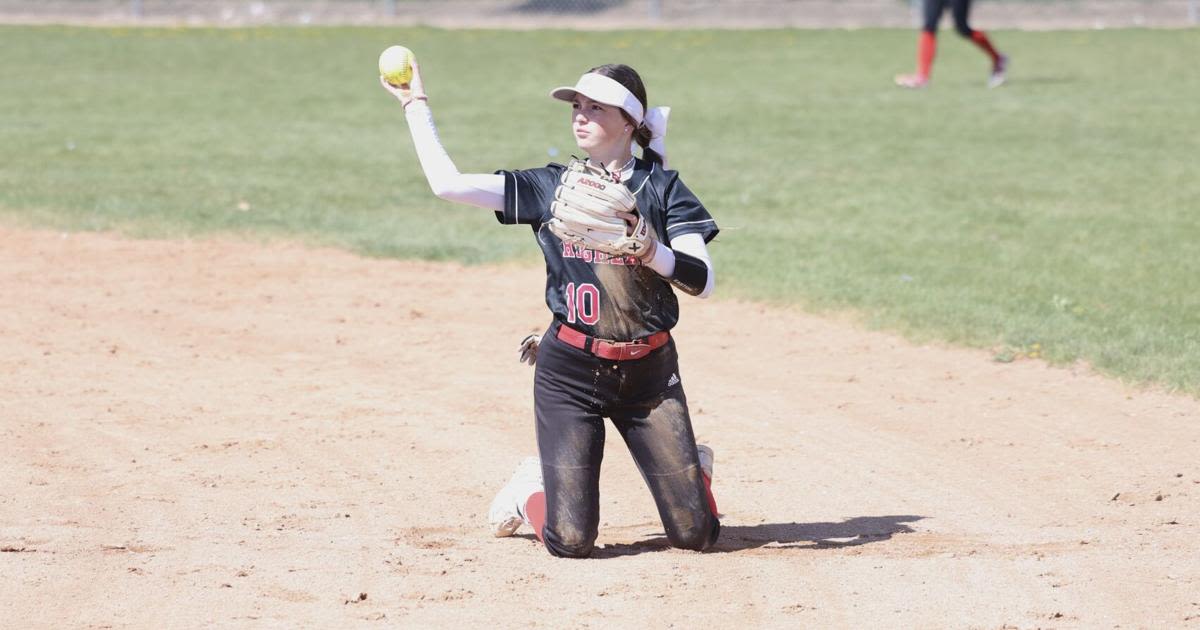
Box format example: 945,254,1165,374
2,26,1198,393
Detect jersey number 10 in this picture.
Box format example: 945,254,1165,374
565,282,600,326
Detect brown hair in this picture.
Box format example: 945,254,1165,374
586,63,662,165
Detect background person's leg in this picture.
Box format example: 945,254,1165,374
953,0,1003,72
919,0,948,78
896,0,945,86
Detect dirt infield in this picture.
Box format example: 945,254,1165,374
2,227,1198,628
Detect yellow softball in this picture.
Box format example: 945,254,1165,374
378,45,414,86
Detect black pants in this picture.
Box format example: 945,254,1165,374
923,0,975,36
533,325,720,558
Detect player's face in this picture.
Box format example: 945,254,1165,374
570,95,631,155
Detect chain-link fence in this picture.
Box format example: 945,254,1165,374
1,0,1197,28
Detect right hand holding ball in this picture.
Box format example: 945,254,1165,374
378,45,425,107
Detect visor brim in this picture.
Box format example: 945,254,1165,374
549,86,579,102
549,86,625,108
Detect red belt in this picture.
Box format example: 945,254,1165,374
555,324,670,362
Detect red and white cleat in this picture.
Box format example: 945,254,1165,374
697,444,722,518
697,444,714,480
989,55,1009,88
894,73,929,89
487,456,543,538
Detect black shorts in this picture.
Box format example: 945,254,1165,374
923,0,975,35
532,324,720,558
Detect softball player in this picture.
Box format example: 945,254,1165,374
382,62,720,558
895,0,1008,88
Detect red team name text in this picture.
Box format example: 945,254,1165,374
561,242,641,266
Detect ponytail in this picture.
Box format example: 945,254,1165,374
632,124,663,165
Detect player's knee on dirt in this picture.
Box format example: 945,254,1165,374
664,512,720,552
542,526,597,559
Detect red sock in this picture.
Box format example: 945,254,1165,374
917,31,937,80
970,31,1001,65
702,473,719,517
523,491,546,543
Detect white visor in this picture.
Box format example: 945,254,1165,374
550,73,645,125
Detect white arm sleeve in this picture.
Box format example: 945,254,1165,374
403,101,505,211
644,232,716,299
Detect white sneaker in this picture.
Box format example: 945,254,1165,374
894,73,929,89
989,55,1009,88
488,456,543,538
697,444,714,479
